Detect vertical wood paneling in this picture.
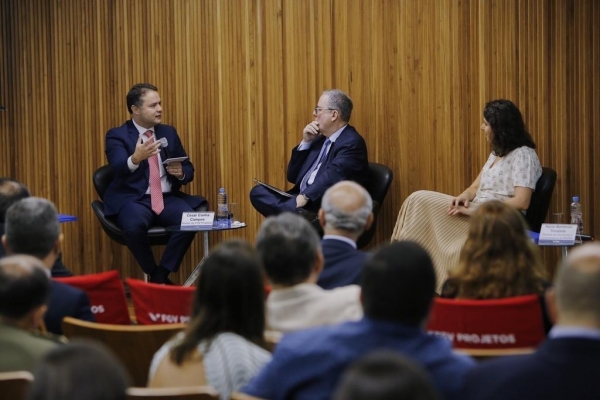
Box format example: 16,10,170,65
1,0,598,282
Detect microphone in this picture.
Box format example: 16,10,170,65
158,137,170,160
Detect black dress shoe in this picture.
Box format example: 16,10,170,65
148,274,175,285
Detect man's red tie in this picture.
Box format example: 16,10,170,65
144,131,164,215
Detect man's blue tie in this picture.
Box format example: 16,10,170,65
300,138,331,192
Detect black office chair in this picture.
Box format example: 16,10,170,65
524,167,557,233
91,165,206,246
356,162,394,248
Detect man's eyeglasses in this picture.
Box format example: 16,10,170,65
314,107,337,114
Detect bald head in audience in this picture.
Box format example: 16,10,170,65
319,181,373,242
548,243,600,328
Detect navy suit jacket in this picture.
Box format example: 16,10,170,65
286,125,369,203
104,120,203,216
45,280,95,335
317,238,368,289
464,337,600,400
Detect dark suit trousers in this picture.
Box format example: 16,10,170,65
116,193,196,274
249,185,321,217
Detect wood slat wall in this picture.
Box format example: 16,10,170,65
0,0,598,282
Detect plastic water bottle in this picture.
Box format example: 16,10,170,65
216,188,230,228
570,196,583,241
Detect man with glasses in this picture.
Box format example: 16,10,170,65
250,89,369,217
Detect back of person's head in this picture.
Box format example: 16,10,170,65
333,351,440,400
256,212,322,286
320,181,373,238
0,255,50,321
449,200,546,299
0,178,30,222
362,241,435,326
4,197,60,259
324,89,353,122
126,82,158,114
171,239,265,364
28,339,131,400
483,99,536,156
553,243,600,327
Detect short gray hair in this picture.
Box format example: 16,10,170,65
5,197,59,259
555,243,600,324
322,181,372,234
324,89,353,122
256,213,321,286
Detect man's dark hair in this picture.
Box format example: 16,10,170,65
256,213,321,286
483,99,536,157
334,351,440,400
126,83,158,114
362,241,436,326
5,197,59,259
0,178,29,222
0,255,50,319
29,340,131,400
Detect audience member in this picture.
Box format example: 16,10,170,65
333,351,440,400
0,255,60,373
243,241,475,399
392,100,542,291
2,197,94,334
464,242,600,400
148,240,271,400
250,89,369,217
440,201,550,330
28,340,130,400
256,213,362,332
104,83,208,284
0,177,71,277
317,181,372,289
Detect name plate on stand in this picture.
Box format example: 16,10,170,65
538,224,579,246
181,212,215,230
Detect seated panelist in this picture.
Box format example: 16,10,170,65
392,99,542,292
104,83,207,284
250,89,369,217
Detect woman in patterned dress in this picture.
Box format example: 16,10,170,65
391,100,542,292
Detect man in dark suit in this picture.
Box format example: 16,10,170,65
464,242,600,400
2,197,94,335
250,89,369,216
104,83,207,284
0,177,72,277
317,181,373,289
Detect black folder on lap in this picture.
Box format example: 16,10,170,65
253,178,294,198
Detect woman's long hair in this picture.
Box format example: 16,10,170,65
170,239,266,364
484,99,536,157
448,201,546,299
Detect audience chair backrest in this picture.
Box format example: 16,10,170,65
126,386,219,400
127,278,195,325
0,371,33,400
55,270,131,324
61,316,186,387
426,295,545,352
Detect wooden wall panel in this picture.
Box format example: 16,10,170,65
1,0,598,282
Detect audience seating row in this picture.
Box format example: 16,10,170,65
0,370,263,400
54,270,195,325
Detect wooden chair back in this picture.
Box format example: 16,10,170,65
0,371,34,400
62,316,186,387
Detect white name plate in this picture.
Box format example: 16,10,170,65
181,212,215,229
538,223,578,246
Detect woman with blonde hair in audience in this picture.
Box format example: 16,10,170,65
148,239,271,400
440,201,551,331
392,99,542,291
